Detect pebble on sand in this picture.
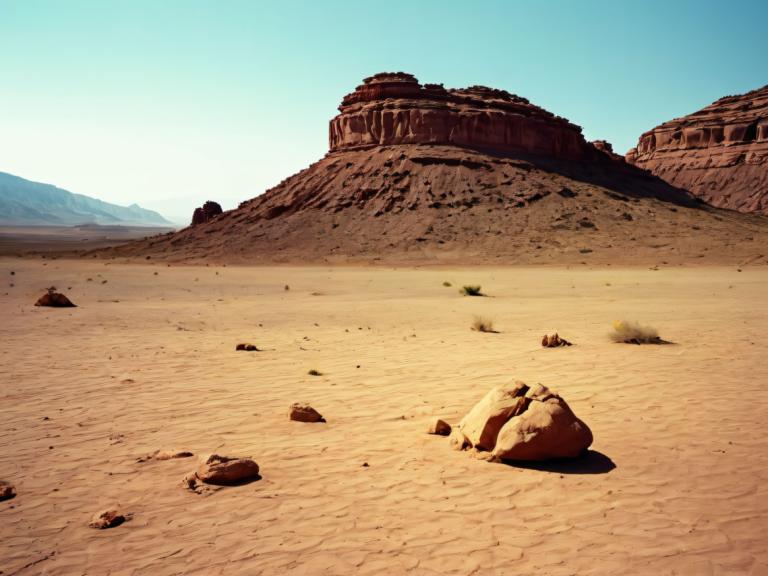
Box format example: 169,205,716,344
0,480,16,501
89,508,127,529
235,343,259,351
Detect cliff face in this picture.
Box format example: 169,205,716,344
100,73,768,265
329,72,595,161
626,85,768,214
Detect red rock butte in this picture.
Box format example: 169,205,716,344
626,85,768,214
329,72,596,161
100,73,768,265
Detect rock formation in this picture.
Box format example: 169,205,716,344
451,381,593,462
100,73,768,266
330,72,598,161
184,454,260,492
626,85,768,214
192,201,223,225
289,403,325,423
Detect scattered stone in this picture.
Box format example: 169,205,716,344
541,333,573,347
0,480,16,501
35,287,76,308
450,381,593,462
187,454,260,488
235,343,259,351
289,403,325,423
427,418,451,436
88,508,127,529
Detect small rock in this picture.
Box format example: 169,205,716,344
89,508,126,529
192,454,260,486
289,403,325,423
541,333,573,347
235,343,259,351
0,480,16,501
35,287,76,308
427,418,452,436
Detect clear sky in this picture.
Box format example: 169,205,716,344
1,0,766,223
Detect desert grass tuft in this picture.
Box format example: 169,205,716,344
610,320,668,344
471,316,497,333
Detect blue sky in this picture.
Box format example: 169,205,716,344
1,0,766,223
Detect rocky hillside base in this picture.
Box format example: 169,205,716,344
99,145,768,266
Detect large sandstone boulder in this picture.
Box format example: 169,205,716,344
456,381,530,450
453,382,592,462
493,386,593,461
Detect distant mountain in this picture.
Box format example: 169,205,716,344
0,171,172,226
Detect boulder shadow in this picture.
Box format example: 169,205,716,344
501,450,616,475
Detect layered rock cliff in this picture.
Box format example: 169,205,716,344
626,85,768,214
99,73,768,265
329,72,596,161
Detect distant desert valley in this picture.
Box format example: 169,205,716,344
2,69,767,576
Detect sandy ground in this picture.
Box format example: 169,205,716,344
0,225,174,257
1,260,767,575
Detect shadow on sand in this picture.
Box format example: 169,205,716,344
503,450,616,475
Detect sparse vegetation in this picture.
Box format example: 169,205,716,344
471,316,496,333
443,281,452,287
460,285,484,297
610,320,668,344
308,369,322,376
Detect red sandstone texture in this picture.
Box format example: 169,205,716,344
626,85,768,214
100,73,768,265
329,72,598,161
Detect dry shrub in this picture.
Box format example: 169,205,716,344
471,316,496,333
610,320,666,344
460,285,484,297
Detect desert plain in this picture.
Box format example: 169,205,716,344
1,258,767,575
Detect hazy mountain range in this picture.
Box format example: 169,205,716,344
0,171,172,227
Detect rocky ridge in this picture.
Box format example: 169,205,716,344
99,74,768,265
626,85,768,214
